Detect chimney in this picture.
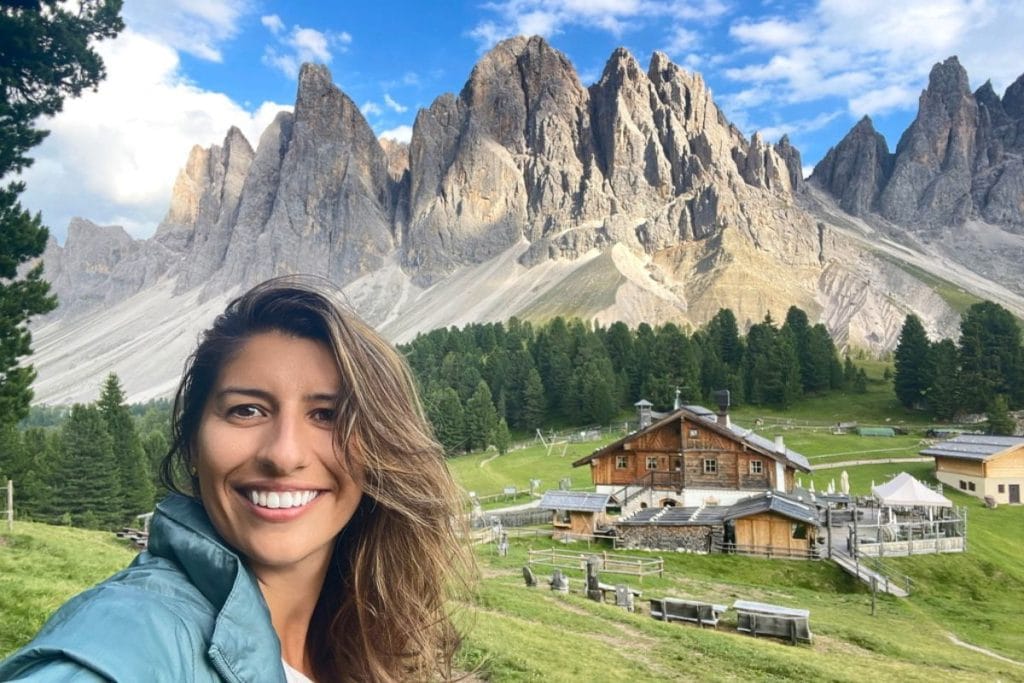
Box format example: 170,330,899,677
774,435,785,453
673,387,682,410
713,389,730,428
634,399,653,429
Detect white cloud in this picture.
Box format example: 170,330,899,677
262,22,352,79
470,0,729,51
665,27,700,55
383,94,408,113
754,110,842,143
722,0,1024,123
122,0,250,62
19,29,290,241
361,101,383,117
848,85,918,117
379,125,413,143
261,14,284,35
730,18,808,50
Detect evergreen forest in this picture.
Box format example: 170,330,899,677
893,301,1023,432
404,305,855,454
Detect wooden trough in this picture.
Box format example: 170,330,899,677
648,597,728,629
733,600,812,644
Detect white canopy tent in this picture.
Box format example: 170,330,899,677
872,472,952,508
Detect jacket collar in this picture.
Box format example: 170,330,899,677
150,494,284,683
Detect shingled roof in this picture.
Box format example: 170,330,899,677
573,404,812,472
920,434,1024,462
538,490,611,512
616,490,820,527
721,491,821,526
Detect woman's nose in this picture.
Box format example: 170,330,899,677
256,412,310,474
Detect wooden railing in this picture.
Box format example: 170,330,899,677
527,549,663,581
711,542,821,560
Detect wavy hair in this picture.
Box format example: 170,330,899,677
161,275,472,681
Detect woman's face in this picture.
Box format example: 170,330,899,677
195,331,364,578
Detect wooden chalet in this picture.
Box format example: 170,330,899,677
922,435,1024,505
573,403,811,515
538,491,613,539
615,490,822,558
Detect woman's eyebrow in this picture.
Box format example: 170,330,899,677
216,387,273,401
216,387,338,402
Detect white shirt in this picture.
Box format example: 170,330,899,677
282,659,316,683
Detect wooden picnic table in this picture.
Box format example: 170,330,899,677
733,600,812,644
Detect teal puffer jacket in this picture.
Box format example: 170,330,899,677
0,495,287,682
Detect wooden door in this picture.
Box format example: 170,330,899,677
1010,484,1021,504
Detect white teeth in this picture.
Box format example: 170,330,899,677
247,489,318,509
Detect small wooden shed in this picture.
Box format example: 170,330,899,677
722,491,821,559
538,491,612,539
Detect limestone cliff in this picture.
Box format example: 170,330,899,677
31,41,1024,404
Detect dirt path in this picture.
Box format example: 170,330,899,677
946,633,1024,666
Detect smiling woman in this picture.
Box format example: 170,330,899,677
0,276,473,683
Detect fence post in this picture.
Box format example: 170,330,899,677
5,479,12,532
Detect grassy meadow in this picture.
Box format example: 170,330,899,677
3,368,1023,680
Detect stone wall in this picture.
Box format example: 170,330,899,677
616,524,713,552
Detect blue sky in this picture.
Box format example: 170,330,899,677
21,0,1024,242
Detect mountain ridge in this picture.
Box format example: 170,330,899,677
31,38,1024,404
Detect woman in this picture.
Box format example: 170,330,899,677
0,276,472,682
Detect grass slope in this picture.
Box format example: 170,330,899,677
0,522,136,656
3,371,1022,680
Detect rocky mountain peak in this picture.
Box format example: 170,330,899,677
809,114,892,215
35,43,1024,405
1003,73,1024,118
926,56,971,101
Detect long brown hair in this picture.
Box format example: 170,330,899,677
161,275,473,681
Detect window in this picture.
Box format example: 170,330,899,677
968,482,976,491
749,460,763,475
959,480,967,490
792,524,807,540
646,456,658,470
689,428,699,438
703,458,717,474
615,455,629,469
557,509,570,524
998,484,1005,493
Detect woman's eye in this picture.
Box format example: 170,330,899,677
311,408,336,424
228,404,264,419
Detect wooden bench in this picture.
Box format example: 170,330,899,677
596,581,641,603
733,600,812,644
648,598,727,629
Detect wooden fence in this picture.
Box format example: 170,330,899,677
711,542,821,560
3,480,12,532
527,549,663,581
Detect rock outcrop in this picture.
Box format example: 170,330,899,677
813,57,1024,232
32,41,1024,404
809,116,892,216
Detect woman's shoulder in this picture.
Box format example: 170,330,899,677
0,556,217,681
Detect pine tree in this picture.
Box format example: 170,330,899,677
958,302,1024,412
54,404,120,528
464,381,499,451
493,418,511,455
986,395,1016,435
0,0,123,429
521,367,546,430
424,387,465,455
894,314,931,409
98,373,154,518
926,339,960,421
